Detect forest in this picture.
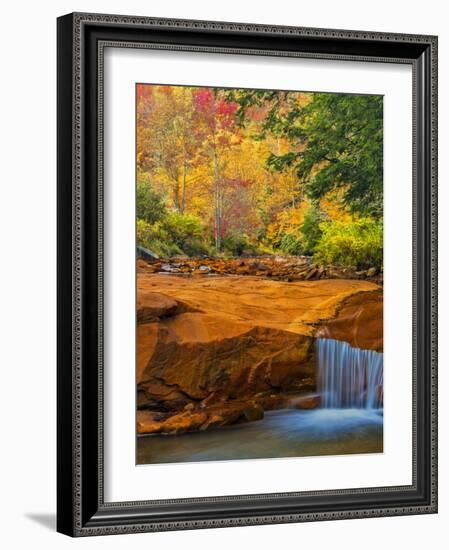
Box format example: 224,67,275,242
136,84,383,269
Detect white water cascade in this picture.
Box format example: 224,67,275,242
316,338,383,409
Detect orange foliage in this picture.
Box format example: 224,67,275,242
136,84,352,253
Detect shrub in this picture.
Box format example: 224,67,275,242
136,177,166,224
222,233,251,256
266,205,322,257
278,232,303,255
313,218,383,269
137,212,212,258
136,219,182,257
300,205,323,254
181,238,212,257
162,212,210,255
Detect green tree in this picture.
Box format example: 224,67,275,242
136,175,166,224
231,91,383,218
300,204,324,254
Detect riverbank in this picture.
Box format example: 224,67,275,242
138,255,383,283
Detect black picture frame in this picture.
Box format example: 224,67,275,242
57,12,438,537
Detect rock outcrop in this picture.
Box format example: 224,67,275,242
138,318,315,412
136,270,382,434
315,290,383,352
137,402,264,435
137,256,383,283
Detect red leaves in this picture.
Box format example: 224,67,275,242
136,84,153,103
193,88,238,130
216,99,238,129
137,84,262,247
193,88,214,112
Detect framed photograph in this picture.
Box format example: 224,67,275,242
57,12,438,536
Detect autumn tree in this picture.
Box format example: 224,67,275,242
136,84,383,267
137,85,200,213
192,88,241,251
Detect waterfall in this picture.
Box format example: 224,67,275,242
316,338,383,409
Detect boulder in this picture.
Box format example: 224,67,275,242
305,267,318,280
316,289,383,351
137,410,208,435
137,401,265,435
137,317,315,407
136,245,159,261
137,291,179,323
291,393,321,409
139,256,383,283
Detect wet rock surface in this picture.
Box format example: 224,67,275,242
316,290,383,352
137,256,383,283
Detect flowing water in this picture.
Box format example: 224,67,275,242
137,338,384,465
137,408,383,464
316,338,383,409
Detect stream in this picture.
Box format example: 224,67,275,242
137,408,383,464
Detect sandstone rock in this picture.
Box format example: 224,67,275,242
137,410,208,435
289,274,305,281
139,257,383,284
200,414,228,430
252,390,320,411
137,273,380,340
137,258,149,270
290,393,321,409
137,291,179,323
162,411,208,434
316,289,383,351
137,402,265,435
136,272,382,432
327,267,345,279
250,261,269,271
367,267,378,277
136,410,165,434
305,267,318,280
242,403,264,422
137,317,315,406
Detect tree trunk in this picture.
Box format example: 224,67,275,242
172,169,181,211
181,159,187,214
213,147,221,252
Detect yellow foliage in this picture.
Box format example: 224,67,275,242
320,189,354,222
266,200,311,243
136,84,355,252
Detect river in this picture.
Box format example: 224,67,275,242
137,408,383,464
